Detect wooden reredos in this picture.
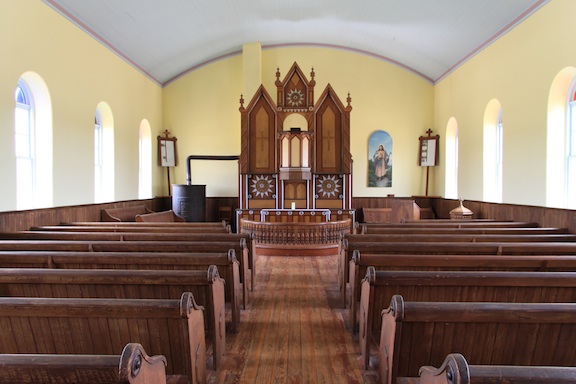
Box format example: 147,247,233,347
239,62,352,210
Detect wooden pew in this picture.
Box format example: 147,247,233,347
361,269,576,369
339,239,576,305
12,229,256,292
348,251,576,333
0,238,249,310
418,353,576,384
0,249,242,334
101,205,153,221
378,296,576,384
61,221,226,228
362,220,539,228
0,267,226,369
0,343,167,384
57,222,231,233
136,209,185,222
359,225,569,235
0,293,206,384
346,233,576,243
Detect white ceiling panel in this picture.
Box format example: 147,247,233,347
43,0,548,86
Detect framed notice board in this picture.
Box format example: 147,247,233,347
158,135,177,167
418,130,439,167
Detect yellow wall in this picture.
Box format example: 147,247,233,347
0,1,163,211
434,0,573,206
163,46,434,197
4,1,573,210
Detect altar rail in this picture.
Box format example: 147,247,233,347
240,218,352,245
236,209,355,223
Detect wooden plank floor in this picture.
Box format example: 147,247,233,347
208,254,379,383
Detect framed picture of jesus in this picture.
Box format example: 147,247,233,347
368,130,392,187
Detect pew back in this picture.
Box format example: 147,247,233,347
0,293,205,384
347,251,576,332
0,250,242,333
0,267,226,369
379,296,576,384
0,239,249,310
361,270,576,371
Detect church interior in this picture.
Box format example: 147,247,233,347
2,1,576,383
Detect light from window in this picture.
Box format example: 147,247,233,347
567,94,576,208
94,111,104,202
14,81,35,210
445,118,459,199
495,118,503,201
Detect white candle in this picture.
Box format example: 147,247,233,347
291,202,296,210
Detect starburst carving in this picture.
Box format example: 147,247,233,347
251,175,274,198
286,88,304,107
316,175,341,198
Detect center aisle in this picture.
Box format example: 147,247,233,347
209,254,376,383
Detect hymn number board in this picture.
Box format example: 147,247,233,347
419,129,439,167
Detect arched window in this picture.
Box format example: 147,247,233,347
14,73,53,210
483,99,503,203
94,111,104,201
138,120,152,199
547,67,576,208
14,80,35,210
445,118,459,199
567,83,576,208
94,102,114,203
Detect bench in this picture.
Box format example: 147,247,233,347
0,267,226,369
359,224,569,235
346,233,576,243
59,222,231,233
0,238,249,311
359,269,576,370
136,210,185,222
378,295,576,384
0,249,242,334
15,229,255,292
0,343,167,384
61,221,226,228
418,353,576,384
0,292,206,384
361,220,540,228
348,250,576,332
339,240,576,305
101,205,153,222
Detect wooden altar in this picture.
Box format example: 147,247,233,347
238,63,353,253
238,62,353,211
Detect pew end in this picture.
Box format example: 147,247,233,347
0,343,167,384
419,353,576,384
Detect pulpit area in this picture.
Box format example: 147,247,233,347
237,63,354,255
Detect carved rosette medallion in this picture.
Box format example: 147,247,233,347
316,175,341,199
250,175,275,199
